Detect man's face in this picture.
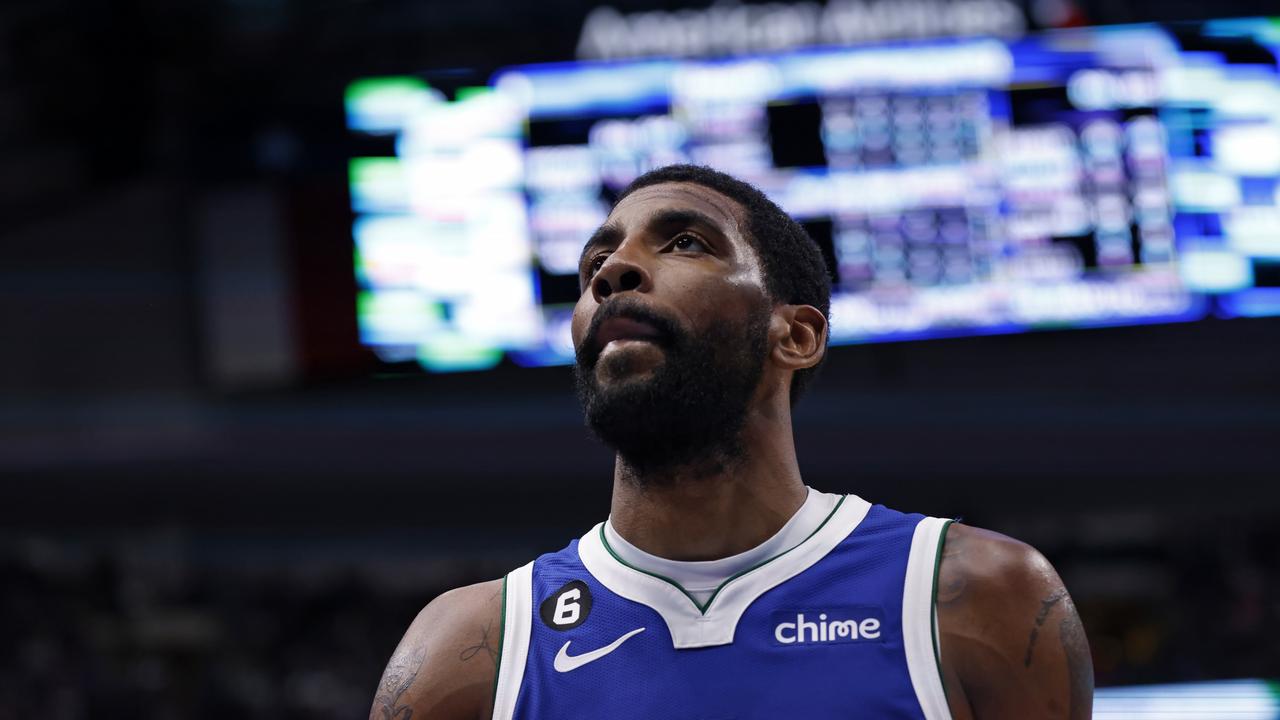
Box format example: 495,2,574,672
570,182,773,476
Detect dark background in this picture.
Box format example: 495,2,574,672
2,0,1278,717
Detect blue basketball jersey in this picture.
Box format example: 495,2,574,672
491,494,954,720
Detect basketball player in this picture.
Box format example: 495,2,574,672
370,165,1093,720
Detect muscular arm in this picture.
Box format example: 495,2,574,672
936,524,1093,720
370,579,504,720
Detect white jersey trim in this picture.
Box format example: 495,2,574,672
578,492,873,649
491,561,533,720
603,487,839,605
903,516,954,720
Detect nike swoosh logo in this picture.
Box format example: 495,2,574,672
553,627,646,672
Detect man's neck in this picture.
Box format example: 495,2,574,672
606,404,808,561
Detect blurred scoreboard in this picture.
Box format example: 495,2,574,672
346,19,1280,371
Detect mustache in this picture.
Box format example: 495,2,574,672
576,297,683,369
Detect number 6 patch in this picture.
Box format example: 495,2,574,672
540,580,592,631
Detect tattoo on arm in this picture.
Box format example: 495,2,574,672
1022,588,1068,668
373,643,427,720
459,619,499,665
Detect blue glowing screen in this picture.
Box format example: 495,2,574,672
346,19,1280,371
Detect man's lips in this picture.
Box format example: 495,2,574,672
593,316,664,353
577,298,682,369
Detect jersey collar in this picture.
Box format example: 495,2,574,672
578,493,872,649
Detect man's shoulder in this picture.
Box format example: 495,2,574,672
369,579,505,720
408,579,507,648
934,522,1094,719
935,522,1072,642
938,522,1055,593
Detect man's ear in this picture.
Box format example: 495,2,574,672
769,304,827,371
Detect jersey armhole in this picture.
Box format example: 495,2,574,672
491,562,533,720
903,516,954,720
931,519,956,702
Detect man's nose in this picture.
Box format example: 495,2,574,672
590,247,654,302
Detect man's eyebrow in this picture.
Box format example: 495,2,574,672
579,223,623,269
647,208,727,235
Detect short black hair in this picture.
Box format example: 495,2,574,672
615,164,831,404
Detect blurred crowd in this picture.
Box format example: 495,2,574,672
0,531,516,720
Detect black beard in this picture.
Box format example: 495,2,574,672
573,297,770,483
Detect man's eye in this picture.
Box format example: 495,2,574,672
588,255,608,275
672,234,707,252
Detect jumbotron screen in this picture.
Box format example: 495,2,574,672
346,19,1280,372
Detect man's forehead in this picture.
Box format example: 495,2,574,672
608,182,746,233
